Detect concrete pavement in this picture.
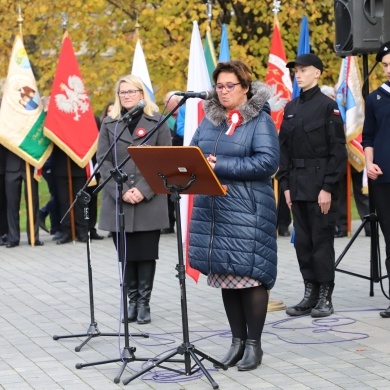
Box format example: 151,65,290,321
1,222,390,389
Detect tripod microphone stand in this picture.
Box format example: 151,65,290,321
122,146,228,389
75,168,161,383
335,54,387,296
53,113,148,352
53,190,147,351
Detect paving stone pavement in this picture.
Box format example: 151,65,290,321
1,221,390,390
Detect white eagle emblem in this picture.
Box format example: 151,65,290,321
55,75,89,121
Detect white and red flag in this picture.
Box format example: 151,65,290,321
182,21,213,282
265,15,292,131
44,32,98,168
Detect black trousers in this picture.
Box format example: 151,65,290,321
0,173,7,235
371,182,390,260
292,200,336,283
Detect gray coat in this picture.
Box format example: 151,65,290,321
97,113,172,232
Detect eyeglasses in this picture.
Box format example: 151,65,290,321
118,89,142,97
214,82,241,93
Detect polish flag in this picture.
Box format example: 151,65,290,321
182,21,212,282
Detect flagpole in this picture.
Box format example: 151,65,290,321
268,0,286,313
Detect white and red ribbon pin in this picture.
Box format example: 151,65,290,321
226,109,243,136
135,128,146,137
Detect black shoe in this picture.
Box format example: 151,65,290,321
137,303,151,324
334,230,347,238
286,281,319,316
128,302,137,322
214,338,245,368
237,339,263,371
52,231,62,241
29,240,44,246
57,235,72,245
161,227,174,234
38,211,49,233
365,231,371,237
77,236,88,243
311,283,335,318
380,306,390,318
6,241,19,248
90,231,104,240
278,229,290,237
0,236,6,246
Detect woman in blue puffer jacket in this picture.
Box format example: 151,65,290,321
189,60,279,371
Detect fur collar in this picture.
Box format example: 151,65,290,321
203,81,271,126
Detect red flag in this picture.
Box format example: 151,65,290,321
265,15,292,131
44,32,98,168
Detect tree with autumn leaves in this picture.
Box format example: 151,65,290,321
0,0,383,114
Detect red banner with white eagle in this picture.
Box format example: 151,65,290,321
265,15,292,131
44,32,98,168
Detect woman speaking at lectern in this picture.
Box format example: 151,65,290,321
189,60,279,371
97,75,171,324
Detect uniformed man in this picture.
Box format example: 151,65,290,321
276,53,347,318
362,41,390,318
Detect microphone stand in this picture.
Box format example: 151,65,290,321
75,101,188,382
53,113,149,351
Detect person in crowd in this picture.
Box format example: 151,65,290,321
97,74,171,324
362,41,390,318
276,54,347,318
4,150,44,248
189,60,279,371
320,85,370,238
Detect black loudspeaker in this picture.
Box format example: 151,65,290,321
334,0,390,56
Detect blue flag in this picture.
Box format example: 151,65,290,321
219,24,231,62
292,16,310,98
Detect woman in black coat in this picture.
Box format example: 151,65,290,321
97,75,171,324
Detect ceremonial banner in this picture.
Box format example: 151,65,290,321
335,56,365,172
44,32,98,168
219,24,231,62
265,15,292,130
204,26,217,85
0,34,52,168
131,39,155,102
183,21,213,282
292,16,310,99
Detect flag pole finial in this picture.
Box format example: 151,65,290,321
61,12,68,32
17,4,23,35
272,1,281,15
206,0,213,24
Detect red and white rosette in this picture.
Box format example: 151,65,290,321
225,109,243,136
135,128,147,138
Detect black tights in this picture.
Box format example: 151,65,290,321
221,285,269,341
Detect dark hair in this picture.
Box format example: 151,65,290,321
212,60,253,89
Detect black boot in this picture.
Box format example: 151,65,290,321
137,260,156,324
380,259,390,318
126,262,139,322
286,281,319,316
311,282,334,317
236,339,263,371
214,338,245,368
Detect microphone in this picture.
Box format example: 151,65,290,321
174,91,212,100
119,99,146,121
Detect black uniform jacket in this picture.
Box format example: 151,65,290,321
276,85,347,201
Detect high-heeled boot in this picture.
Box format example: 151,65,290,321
214,338,245,368
237,339,263,371
137,260,156,324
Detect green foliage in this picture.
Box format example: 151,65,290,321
0,0,385,116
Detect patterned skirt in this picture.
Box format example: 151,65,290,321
207,273,261,289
